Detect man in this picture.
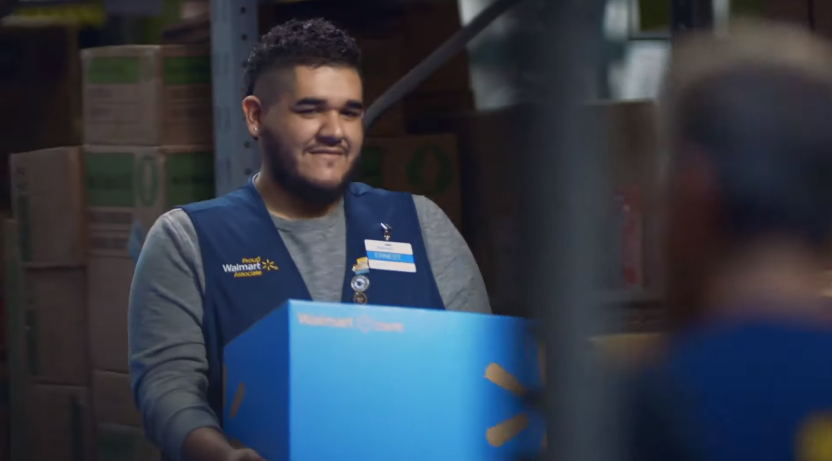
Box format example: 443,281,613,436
129,18,490,461
626,21,832,461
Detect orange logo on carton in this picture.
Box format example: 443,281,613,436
297,313,404,333
485,340,547,449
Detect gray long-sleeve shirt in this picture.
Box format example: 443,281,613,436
128,193,491,461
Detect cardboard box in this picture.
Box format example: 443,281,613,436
404,90,476,123
22,268,89,385
25,384,94,461
408,102,658,317
409,110,523,316
96,423,160,461
82,45,213,146
92,371,141,427
88,258,134,373
91,369,158,461
224,300,541,460
361,135,462,227
358,37,407,136
84,145,215,258
10,147,87,267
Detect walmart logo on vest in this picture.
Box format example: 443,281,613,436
222,257,279,278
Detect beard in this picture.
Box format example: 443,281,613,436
261,131,360,206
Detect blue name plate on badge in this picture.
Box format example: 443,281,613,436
365,240,417,273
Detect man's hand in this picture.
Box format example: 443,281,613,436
183,428,268,461
225,448,267,461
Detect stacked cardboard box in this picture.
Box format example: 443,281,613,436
360,135,463,228
354,3,469,226
0,31,84,454
2,43,217,461
408,110,522,316
0,22,85,459
357,34,465,215
8,148,94,461
407,101,659,318
357,36,408,136
80,44,215,461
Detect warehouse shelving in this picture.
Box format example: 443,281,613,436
210,0,261,196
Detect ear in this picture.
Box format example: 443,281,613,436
242,95,263,138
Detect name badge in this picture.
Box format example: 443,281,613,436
364,240,416,273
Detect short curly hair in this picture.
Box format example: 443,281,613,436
244,18,361,96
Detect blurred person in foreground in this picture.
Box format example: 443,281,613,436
128,18,490,461
627,20,832,461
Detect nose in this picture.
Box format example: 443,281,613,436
317,110,345,146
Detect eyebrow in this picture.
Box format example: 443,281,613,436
294,97,364,110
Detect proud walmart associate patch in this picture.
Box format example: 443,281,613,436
223,300,543,461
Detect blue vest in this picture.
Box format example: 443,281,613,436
634,320,832,461
179,180,445,422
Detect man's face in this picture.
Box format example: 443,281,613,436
255,65,364,204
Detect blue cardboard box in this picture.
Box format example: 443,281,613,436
223,300,544,461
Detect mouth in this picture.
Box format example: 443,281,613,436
308,148,346,156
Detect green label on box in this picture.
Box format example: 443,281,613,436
732,0,764,16
86,153,135,207
87,57,142,84
638,0,764,31
165,153,215,208
87,151,214,210
406,145,455,196
358,147,385,188
135,155,160,207
163,56,211,85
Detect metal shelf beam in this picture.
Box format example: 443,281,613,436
210,0,261,196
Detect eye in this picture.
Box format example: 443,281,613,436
295,107,318,115
342,110,362,119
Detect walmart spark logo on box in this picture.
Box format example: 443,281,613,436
223,300,545,461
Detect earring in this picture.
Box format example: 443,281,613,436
254,127,259,132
